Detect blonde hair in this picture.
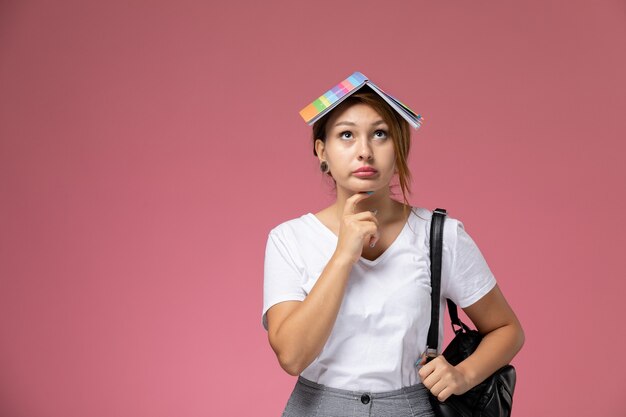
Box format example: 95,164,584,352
312,90,413,215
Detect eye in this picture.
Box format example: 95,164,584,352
374,129,388,139
339,131,353,140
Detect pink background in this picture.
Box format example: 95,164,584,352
1,1,625,416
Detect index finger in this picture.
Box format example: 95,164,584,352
344,191,374,215
418,357,436,380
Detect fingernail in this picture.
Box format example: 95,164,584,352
366,191,374,195
371,209,378,216
370,242,376,248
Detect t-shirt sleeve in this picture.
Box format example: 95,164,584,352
262,229,307,331
442,219,497,308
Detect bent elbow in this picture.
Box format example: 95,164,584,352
282,363,303,377
517,325,526,351
269,329,308,376
277,352,305,376
507,320,525,357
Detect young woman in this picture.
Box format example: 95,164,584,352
262,74,524,417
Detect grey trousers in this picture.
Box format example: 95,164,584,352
281,376,436,417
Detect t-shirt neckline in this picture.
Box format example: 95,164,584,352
306,207,416,267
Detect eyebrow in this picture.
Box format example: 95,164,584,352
333,120,387,128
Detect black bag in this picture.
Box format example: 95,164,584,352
425,208,516,417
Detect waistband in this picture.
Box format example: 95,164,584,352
297,376,428,398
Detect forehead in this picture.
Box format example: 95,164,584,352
326,102,386,128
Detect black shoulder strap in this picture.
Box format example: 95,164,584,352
426,210,476,362
426,207,456,361
447,299,463,328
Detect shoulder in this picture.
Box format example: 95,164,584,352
407,206,465,250
410,206,460,224
408,206,463,232
264,212,328,268
267,212,318,243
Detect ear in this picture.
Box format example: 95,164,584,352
314,139,326,161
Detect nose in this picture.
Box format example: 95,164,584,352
357,137,373,161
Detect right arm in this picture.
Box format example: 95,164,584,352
266,192,379,375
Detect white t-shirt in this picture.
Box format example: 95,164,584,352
262,206,497,392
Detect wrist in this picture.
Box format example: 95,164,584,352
330,252,355,268
455,361,479,389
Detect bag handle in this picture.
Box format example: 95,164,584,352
426,208,446,361
426,208,470,361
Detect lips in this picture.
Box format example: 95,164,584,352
353,167,378,173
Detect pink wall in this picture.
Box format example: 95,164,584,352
1,1,625,416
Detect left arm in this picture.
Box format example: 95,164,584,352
418,284,525,401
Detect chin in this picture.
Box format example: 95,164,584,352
343,184,382,194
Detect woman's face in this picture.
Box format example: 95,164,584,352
315,102,396,194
